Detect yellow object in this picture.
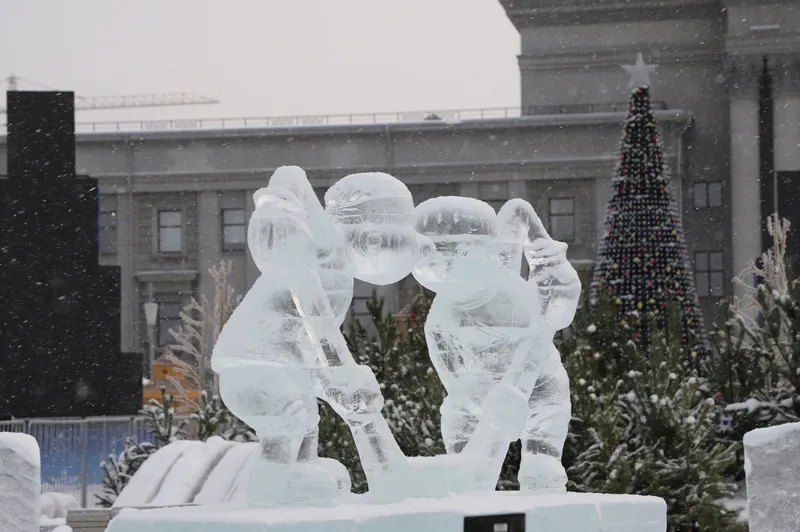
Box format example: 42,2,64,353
143,358,200,414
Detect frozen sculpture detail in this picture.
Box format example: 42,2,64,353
211,166,581,506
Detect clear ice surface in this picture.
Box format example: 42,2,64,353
212,166,580,506
0,433,41,532
744,422,800,532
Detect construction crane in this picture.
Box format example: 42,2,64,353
0,74,220,113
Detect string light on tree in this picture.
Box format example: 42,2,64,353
590,53,707,358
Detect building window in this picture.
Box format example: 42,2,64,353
158,210,182,253
222,209,247,251
99,210,117,255
351,297,372,319
695,251,724,298
548,198,575,242
692,182,723,208
158,302,183,346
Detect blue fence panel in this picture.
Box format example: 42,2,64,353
1,415,198,507
28,419,85,504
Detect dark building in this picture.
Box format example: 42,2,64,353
0,91,141,418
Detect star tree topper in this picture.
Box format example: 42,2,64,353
623,52,656,89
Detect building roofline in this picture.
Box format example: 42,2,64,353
0,109,692,145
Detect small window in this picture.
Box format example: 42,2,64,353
692,182,723,209
99,210,117,255
158,210,182,253
157,303,183,346
222,209,247,251
548,198,575,242
695,251,724,298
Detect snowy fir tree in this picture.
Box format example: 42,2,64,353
318,289,445,492
562,301,742,531
192,389,256,442
142,386,188,448
590,54,707,360
96,438,156,507
96,388,183,506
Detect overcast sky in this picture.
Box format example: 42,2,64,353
0,0,520,123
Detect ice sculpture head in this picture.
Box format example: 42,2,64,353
325,172,418,285
248,187,317,272
412,197,501,293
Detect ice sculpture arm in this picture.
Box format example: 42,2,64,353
497,199,581,331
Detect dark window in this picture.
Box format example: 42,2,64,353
692,182,723,209
158,303,183,346
158,210,182,253
99,210,117,255
549,198,575,242
222,209,247,251
694,251,724,298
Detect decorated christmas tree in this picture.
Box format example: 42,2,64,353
590,53,707,359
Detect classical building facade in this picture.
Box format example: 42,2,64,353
1,0,799,361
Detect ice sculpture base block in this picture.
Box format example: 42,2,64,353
106,492,666,532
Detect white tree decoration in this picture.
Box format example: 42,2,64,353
163,259,238,407
732,214,792,390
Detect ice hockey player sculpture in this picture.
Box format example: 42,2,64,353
413,197,581,492
213,166,581,507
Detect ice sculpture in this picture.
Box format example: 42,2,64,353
213,166,580,507
0,433,41,532
744,422,800,532
413,197,580,492
212,167,416,506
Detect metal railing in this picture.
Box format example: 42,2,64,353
0,415,191,508
0,101,667,134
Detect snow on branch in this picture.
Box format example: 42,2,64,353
163,259,237,409
732,214,791,342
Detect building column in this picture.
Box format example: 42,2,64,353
772,54,800,173
727,55,763,297
116,190,137,353
197,191,221,307
245,189,260,288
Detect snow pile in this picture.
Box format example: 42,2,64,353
744,422,800,532
148,436,232,507
113,440,202,508
0,433,41,532
40,492,80,520
193,442,257,505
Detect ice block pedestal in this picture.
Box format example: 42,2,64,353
744,422,800,532
106,492,665,532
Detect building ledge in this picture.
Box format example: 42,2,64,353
135,270,199,283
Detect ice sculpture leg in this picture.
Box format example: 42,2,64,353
518,347,571,492
439,393,479,454
218,366,341,507
461,382,530,490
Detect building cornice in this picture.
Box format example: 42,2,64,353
0,109,690,146
519,47,721,72
499,0,721,28
95,153,682,194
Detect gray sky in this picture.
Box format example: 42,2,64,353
0,0,520,123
